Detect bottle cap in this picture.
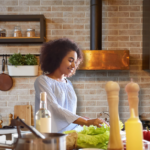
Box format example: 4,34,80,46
40,92,47,101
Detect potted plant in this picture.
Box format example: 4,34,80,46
7,53,38,76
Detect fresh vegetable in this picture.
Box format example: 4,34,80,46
143,127,150,141
64,124,110,150
64,121,124,150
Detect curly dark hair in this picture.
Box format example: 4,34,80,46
40,38,83,74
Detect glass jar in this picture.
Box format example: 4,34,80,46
0,29,6,37
27,28,35,37
14,26,22,37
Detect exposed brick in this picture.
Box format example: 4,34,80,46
77,101,97,106
119,6,140,11
63,24,84,29
119,30,141,35
47,24,62,29
119,42,140,47
63,0,84,5
63,12,85,17
119,18,140,23
85,24,90,29
43,12,63,17
52,6,73,11
18,96,34,101
130,36,142,41
108,71,129,77
108,36,129,41
130,24,142,30
0,0,18,5
86,107,108,112
52,18,73,23
19,1,40,5
108,0,129,5
74,30,89,35
8,7,29,11
130,0,143,5
103,18,118,23
8,90,29,95
130,12,142,17
73,6,89,11
102,30,118,35
30,6,51,11
77,107,86,112
76,112,96,118
8,102,29,107
30,90,35,95
103,6,118,11
19,48,40,54
102,41,118,47
13,77,29,84
52,30,73,35
108,12,129,17
84,84,105,90
41,1,62,5
74,18,89,24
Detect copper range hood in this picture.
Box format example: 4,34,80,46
78,0,129,70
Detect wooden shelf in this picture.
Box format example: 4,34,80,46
0,15,46,44
0,37,40,39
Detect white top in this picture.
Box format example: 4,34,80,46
34,75,79,133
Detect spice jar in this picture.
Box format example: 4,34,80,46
14,26,22,37
0,29,6,37
27,28,35,37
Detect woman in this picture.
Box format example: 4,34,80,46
34,38,108,133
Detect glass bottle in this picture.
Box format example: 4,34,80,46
14,26,22,37
0,29,6,37
27,28,35,37
35,92,51,133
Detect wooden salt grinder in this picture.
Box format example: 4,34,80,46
9,113,13,126
105,81,123,150
125,81,140,117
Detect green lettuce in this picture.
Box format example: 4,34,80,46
64,124,110,150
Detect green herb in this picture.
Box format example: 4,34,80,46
24,54,37,65
9,53,25,66
9,53,38,66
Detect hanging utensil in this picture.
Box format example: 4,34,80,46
0,55,13,91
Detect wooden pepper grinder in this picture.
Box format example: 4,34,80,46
125,80,140,117
105,81,123,150
9,113,13,126
0,120,3,128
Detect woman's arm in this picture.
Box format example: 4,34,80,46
73,117,109,127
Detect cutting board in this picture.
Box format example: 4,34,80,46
14,105,31,126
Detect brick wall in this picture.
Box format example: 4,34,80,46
0,0,145,125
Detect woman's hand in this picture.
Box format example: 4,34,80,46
87,118,109,127
73,117,109,127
